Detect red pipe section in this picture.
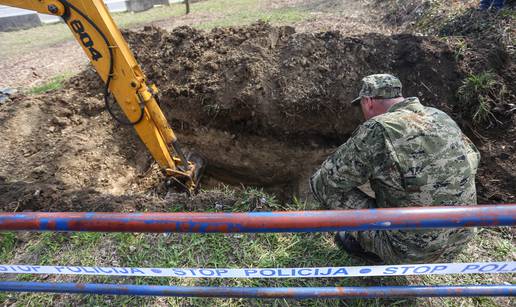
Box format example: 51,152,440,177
0,204,514,233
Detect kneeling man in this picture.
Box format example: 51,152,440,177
310,74,480,264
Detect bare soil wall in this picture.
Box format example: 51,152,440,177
0,22,513,211
72,23,463,193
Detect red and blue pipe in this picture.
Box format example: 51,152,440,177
0,282,514,298
1,205,514,298
0,204,514,233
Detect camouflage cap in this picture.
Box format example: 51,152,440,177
351,74,403,105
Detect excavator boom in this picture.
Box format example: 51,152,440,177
1,0,203,192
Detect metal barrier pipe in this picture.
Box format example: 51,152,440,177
0,204,514,233
0,282,514,298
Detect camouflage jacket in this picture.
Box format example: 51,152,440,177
310,97,480,209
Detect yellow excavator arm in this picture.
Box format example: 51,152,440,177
1,0,203,192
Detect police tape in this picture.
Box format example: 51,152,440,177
0,262,514,278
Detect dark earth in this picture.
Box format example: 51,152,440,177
0,19,514,212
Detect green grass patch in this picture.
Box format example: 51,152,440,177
0,188,407,306
0,22,73,59
0,232,17,262
1,0,311,59
197,7,308,29
446,37,469,62
457,71,504,126
115,4,184,28
28,73,72,94
0,4,185,58
1,187,513,305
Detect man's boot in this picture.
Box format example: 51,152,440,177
334,232,383,264
490,5,504,13
478,0,491,10
491,0,505,12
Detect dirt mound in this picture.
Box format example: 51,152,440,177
126,23,461,139
376,1,515,124
1,22,513,211
67,22,463,194
0,177,238,213
370,1,515,203
77,22,464,140
0,91,149,195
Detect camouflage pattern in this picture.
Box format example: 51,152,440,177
351,74,403,105
310,97,481,264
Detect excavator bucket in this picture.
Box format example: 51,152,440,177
187,152,207,191
166,151,207,194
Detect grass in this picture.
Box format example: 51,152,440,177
191,0,309,29
1,1,514,305
28,73,73,94
198,8,308,29
0,22,71,59
447,37,469,62
0,232,16,262
0,5,181,57
0,3,186,58
457,71,504,126
0,187,514,306
420,1,469,31
380,0,479,34
0,0,310,59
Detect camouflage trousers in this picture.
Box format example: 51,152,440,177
328,188,476,264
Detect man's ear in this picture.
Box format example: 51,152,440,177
364,97,374,110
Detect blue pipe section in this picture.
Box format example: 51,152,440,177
0,282,514,298
0,204,514,233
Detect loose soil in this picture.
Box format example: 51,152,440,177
0,22,457,207
0,0,393,89
1,19,513,213
0,3,514,307
0,40,86,90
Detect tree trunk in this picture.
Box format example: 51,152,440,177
185,0,190,14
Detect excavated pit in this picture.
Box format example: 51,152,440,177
0,22,478,211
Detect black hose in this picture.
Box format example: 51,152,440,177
60,0,144,126
104,90,145,126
